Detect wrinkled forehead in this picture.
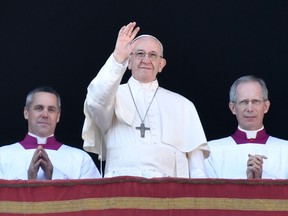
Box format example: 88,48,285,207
236,81,263,98
32,92,59,107
132,34,163,53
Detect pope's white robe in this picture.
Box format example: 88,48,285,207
205,132,288,179
82,54,209,178
0,141,101,180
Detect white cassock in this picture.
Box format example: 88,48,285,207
205,127,288,179
0,134,101,180
82,54,210,178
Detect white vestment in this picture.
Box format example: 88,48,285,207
0,142,101,180
205,133,288,179
82,54,209,178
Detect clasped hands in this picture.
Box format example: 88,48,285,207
246,154,267,179
28,145,53,180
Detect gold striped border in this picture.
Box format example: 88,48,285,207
0,197,287,214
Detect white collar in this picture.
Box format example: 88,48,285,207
28,132,54,144
238,126,264,139
128,76,159,91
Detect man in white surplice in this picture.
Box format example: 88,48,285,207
82,22,210,178
205,75,288,179
0,86,101,180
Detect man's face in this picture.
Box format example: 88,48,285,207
24,92,60,137
128,37,166,83
229,81,270,130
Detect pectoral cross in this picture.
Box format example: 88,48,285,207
136,122,150,138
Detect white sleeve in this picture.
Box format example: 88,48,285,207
51,167,69,180
188,148,208,178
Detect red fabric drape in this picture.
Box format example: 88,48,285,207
0,177,288,216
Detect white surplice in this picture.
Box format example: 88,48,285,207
205,131,288,179
0,142,101,180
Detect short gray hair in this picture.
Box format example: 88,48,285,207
25,86,61,109
229,75,268,103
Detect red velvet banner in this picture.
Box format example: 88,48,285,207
0,177,288,215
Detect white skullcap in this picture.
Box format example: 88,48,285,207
131,34,164,55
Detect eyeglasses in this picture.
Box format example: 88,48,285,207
235,99,264,107
131,51,163,61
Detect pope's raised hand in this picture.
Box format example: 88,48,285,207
113,21,140,64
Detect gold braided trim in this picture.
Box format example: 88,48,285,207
0,197,287,214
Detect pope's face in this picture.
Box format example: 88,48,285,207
128,37,166,83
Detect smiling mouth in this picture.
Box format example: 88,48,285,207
140,67,152,69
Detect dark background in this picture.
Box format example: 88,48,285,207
1,1,287,169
